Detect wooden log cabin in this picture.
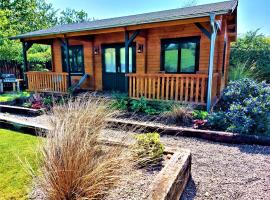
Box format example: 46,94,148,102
11,0,238,111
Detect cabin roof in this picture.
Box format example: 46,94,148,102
11,0,238,40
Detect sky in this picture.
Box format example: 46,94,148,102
46,0,270,36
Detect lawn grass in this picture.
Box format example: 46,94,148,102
0,92,30,103
0,129,39,199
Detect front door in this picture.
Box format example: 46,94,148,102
102,44,136,92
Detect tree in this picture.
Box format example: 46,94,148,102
0,0,92,63
180,0,197,8
0,0,58,62
230,30,270,81
58,8,90,25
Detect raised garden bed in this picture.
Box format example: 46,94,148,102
101,139,191,200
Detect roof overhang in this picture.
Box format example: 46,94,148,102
11,0,238,41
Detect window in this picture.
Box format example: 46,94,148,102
120,47,133,73
62,45,84,74
104,48,116,72
161,37,200,73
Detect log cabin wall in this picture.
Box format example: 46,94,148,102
51,18,232,97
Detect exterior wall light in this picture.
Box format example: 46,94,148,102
137,44,144,53
94,47,100,55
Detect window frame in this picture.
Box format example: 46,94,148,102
160,37,200,74
61,45,85,76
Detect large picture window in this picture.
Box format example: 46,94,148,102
62,45,84,74
161,37,200,73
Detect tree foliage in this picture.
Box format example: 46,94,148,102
58,8,90,25
230,30,270,81
0,0,91,63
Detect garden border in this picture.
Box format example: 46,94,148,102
1,115,270,146
108,118,270,146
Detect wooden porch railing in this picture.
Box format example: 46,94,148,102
126,73,217,105
26,72,68,93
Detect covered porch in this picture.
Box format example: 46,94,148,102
18,11,236,110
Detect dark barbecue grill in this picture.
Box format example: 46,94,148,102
0,74,17,83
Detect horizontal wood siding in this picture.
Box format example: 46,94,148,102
49,17,233,101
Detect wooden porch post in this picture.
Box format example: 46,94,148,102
195,14,221,111
22,41,33,87
63,38,72,87
206,14,220,112
125,30,140,92
125,31,130,92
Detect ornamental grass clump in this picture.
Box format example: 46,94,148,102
164,105,193,125
32,94,132,199
133,133,165,168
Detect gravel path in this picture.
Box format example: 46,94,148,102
1,113,270,199
101,130,270,200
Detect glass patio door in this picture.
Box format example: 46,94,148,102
102,44,135,92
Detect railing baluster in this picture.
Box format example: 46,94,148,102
190,77,194,102
185,77,189,102
152,77,156,99
175,77,179,101
157,77,160,100
148,77,152,99
165,77,169,100
170,77,174,100
180,78,184,101
195,77,200,103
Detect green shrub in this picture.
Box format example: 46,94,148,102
133,133,164,167
130,97,173,115
230,30,270,82
110,93,129,110
208,78,270,135
192,110,208,120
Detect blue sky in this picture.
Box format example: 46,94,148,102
46,0,270,36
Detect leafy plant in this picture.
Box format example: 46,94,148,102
110,92,129,110
130,97,148,112
208,78,270,135
133,133,164,167
42,95,53,107
192,110,208,120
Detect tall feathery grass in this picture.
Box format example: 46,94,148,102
32,94,133,199
229,61,259,81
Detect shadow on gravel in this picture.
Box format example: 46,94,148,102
180,176,197,200
236,144,270,155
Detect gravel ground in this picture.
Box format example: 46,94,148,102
1,113,270,199
101,129,270,200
